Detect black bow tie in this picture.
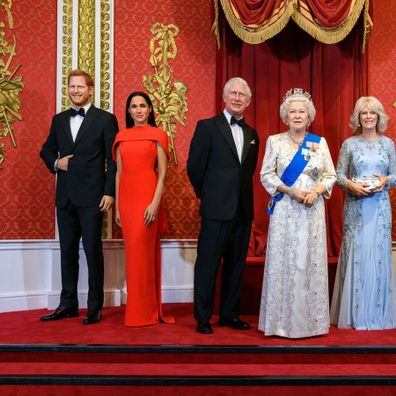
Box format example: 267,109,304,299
230,116,245,127
70,107,85,117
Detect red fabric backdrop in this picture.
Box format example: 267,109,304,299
216,14,368,257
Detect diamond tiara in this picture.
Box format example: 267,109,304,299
283,88,312,102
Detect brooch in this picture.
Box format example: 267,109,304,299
310,167,320,180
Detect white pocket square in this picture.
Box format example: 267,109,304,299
250,140,256,144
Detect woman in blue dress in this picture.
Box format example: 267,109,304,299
330,96,396,330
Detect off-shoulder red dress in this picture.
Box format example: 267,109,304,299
112,125,174,326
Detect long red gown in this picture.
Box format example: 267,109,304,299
112,125,174,326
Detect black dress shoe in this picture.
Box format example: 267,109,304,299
83,310,102,325
40,306,79,321
196,321,213,334
218,317,250,330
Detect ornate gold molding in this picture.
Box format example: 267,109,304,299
0,0,24,168
61,0,73,110
78,0,95,82
143,23,188,165
100,0,111,111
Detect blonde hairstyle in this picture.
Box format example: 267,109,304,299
349,96,389,134
68,69,94,87
279,92,316,125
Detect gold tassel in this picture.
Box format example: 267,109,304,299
361,0,373,53
292,0,369,51
219,0,297,45
211,0,221,49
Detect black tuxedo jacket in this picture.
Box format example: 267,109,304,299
187,113,259,221
40,105,118,208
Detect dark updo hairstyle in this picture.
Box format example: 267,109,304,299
125,91,157,128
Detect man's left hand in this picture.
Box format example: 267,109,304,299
99,195,114,211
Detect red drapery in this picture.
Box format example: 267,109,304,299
228,0,285,25
303,0,352,27
216,13,368,258
213,0,371,50
229,0,352,27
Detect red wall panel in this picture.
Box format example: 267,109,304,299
0,1,57,239
367,2,396,239
113,0,216,239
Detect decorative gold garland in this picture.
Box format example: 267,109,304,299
0,0,24,168
143,23,188,166
214,0,372,52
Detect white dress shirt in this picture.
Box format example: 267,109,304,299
223,109,244,162
70,103,91,142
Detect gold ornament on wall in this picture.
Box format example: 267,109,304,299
0,1,24,168
143,23,188,165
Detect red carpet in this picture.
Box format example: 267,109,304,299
1,303,396,395
1,303,396,346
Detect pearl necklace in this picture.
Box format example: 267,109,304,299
288,131,307,146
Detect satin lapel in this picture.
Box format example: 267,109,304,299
241,126,254,163
61,110,74,147
74,105,97,145
216,113,239,161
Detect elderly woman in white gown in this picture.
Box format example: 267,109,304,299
259,89,336,338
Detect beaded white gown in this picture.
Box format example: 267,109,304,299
259,132,336,338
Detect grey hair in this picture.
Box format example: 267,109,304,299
223,77,252,98
280,94,316,125
349,96,389,133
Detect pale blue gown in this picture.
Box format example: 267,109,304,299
330,135,396,329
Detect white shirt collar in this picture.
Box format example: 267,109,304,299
71,102,92,114
223,109,243,124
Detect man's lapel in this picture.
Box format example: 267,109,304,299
216,113,239,160
74,105,97,145
241,126,255,164
62,110,74,147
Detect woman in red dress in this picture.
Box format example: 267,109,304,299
113,91,174,326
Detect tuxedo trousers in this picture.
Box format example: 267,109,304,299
57,202,104,311
194,201,252,323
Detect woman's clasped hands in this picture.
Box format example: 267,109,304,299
288,187,319,208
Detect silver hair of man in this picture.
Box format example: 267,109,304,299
280,92,316,125
223,77,252,98
349,96,389,133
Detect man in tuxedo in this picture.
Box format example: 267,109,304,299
187,77,259,334
40,69,118,325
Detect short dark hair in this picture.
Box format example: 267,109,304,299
125,91,156,128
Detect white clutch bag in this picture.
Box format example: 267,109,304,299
352,175,380,190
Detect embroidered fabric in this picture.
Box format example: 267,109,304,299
258,132,336,338
330,135,396,330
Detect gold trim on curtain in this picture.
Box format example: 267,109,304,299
213,0,372,52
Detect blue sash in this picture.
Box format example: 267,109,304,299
267,132,321,215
